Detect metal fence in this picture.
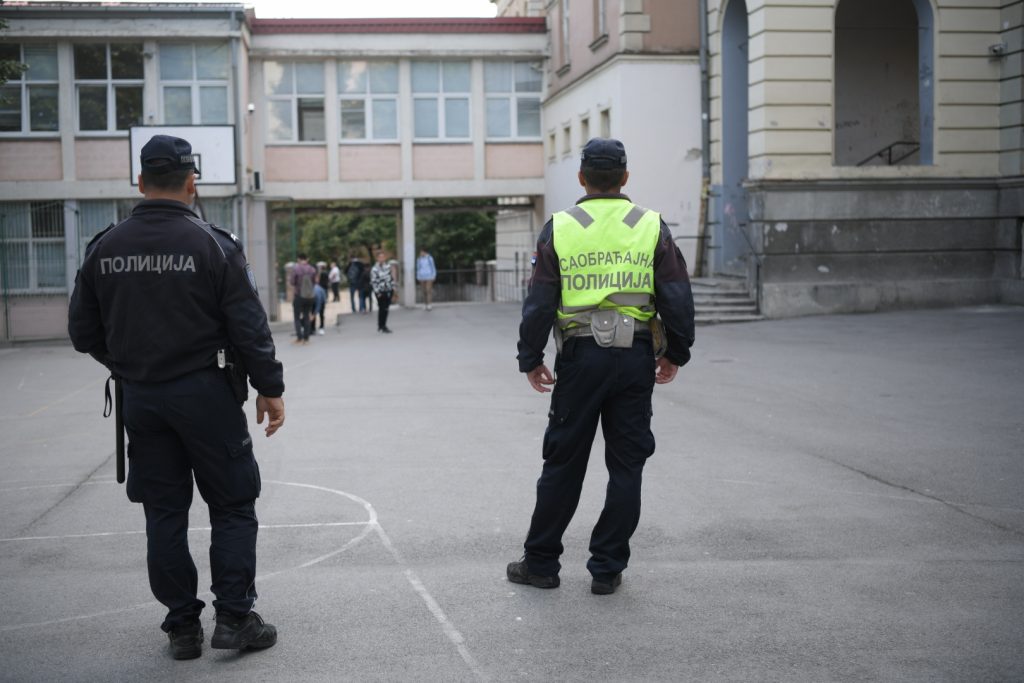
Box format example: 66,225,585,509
0,201,68,341
418,266,530,305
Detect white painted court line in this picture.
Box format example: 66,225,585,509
1,478,491,682
0,521,368,543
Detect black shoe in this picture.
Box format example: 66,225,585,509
506,559,559,589
211,611,277,651
591,573,622,595
168,622,203,660
381,327,393,334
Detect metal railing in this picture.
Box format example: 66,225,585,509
856,140,921,167
418,267,529,305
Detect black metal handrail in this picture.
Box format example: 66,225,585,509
856,140,920,167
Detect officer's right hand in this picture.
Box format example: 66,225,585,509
526,364,555,393
256,395,285,436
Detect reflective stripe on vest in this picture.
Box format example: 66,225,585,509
552,198,660,329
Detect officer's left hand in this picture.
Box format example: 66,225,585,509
526,364,555,393
256,395,286,436
655,357,678,384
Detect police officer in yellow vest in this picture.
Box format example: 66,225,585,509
508,137,695,595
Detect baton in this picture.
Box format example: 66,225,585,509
114,377,125,484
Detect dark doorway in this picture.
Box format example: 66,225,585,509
717,0,750,276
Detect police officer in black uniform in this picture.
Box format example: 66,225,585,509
507,138,695,595
68,135,285,660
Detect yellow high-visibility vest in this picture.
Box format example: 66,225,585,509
552,198,660,329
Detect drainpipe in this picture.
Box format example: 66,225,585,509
696,0,711,277
230,9,244,243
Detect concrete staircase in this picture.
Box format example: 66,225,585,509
692,277,764,324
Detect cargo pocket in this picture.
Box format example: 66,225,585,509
125,442,145,504
224,434,261,503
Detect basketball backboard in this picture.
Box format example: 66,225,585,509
129,125,236,185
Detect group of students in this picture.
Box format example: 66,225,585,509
290,249,436,340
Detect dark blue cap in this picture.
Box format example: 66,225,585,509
140,135,200,176
580,137,627,170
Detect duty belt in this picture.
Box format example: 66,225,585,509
562,324,652,340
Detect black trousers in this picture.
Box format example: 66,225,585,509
376,291,392,330
122,368,262,631
524,337,656,580
294,296,314,340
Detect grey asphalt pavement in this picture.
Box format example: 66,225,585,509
1,303,1022,682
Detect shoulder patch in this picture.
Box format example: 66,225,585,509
245,264,259,294
208,222,241,246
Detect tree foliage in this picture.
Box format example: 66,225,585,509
415,205,496,271
273,199,496,275
0,2,28,87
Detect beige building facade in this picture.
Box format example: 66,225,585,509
0,3,547,340
494,0,704,274
707,0,1024,316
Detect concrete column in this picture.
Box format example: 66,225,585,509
324,60,340,183
401,197,416,306
399,59,414,183
57,43,75,181
247,198,274,316
471,58,486,181
63,199,79,297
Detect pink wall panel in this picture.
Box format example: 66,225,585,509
485,143,544,179
265,146,328,181
412,144,474,180
339,145,401,181
75,139,130,180
0,141,62,181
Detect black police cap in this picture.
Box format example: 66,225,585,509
580,137,627,170
140,135,200,176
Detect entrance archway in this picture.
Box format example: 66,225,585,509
835,0,934,166
717,0,750,276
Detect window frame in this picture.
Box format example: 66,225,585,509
0,201,67,294
0,43,60,137
484,61,543,142
263,60,326,144
158,43,232,126
73,42,145,136
337,60,400,143
411,60,472,143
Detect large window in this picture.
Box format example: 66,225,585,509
264,61,325,142
338,61,399,141
159,43,230,125
73,43,144,132
484,61,542,140
76,199,134,264
0,44,59,134
0,202,65,292
412,61,470,140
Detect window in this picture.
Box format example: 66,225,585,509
264,61,325,142
562,123,571,155
412,61,471,140
593,0,607,39
560,0,571,66
77,199,135,264
599,108,611,137
338,61,399,141
484,61,542,140
548,130,556,160
159,43,230,125
73,43,144,132
0,201,65,291
0,44,58,134
579,116,590,149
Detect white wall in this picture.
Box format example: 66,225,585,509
541,56,703,266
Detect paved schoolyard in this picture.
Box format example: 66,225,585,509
0,303,1022,682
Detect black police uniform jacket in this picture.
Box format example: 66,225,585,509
68,199,284,398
